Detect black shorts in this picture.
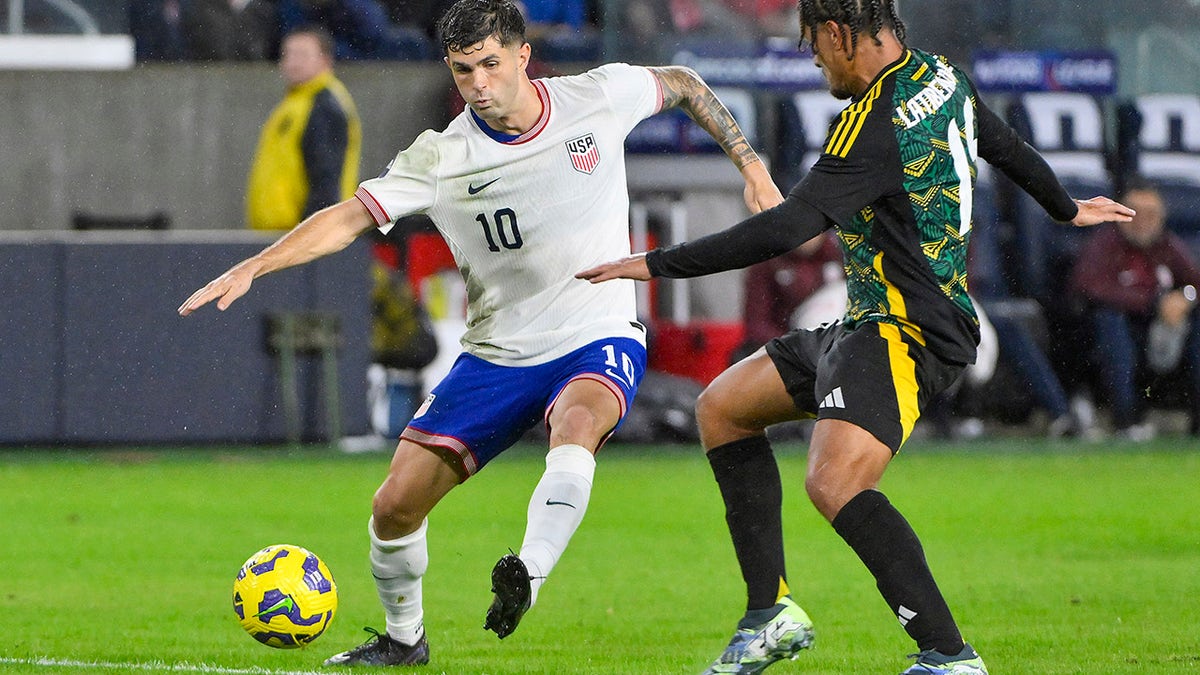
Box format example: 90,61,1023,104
765,321,965,453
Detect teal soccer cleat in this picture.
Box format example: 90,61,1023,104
702,596,815,674
900,643,988,675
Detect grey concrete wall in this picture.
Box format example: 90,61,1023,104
0,62,452,231
0,232,373,444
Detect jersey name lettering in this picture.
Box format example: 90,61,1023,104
895,63,959,129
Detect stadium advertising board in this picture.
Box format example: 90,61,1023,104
971,49,1118,95
670,41,827,92
626,47,1117,154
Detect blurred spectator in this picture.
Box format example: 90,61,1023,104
378,0,457,38
278,0,433,59
671,0,761,47
245,27,362,230
897,0,986,65
607,0,760,63
1070,178,1200,439
520,0,601,61
720,0,798,39
182,0,278,60
984,302,1086,436
605,0,674,63
129,0,188,61
733,231,842,362
967,197,1091,438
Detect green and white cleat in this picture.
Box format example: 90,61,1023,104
701,596,814,675
900,642,988,675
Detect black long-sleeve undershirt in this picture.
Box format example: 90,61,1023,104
975,101,1078,222
646,195,830,278
646,95,1078,281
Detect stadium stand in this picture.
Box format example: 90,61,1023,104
992,92,1114,415
1124,93,1200,253
1005,92,1114,303
775,90,850,188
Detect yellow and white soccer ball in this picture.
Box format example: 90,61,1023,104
232,544,338,649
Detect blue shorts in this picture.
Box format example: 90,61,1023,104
401,337,646,477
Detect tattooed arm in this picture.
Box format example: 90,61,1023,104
648,66,783,213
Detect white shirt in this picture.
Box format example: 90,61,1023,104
356,63,662,365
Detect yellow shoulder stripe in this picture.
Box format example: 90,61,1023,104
823,51,913,158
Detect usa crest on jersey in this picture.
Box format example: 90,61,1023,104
565,133,600,174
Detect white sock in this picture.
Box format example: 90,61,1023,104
369,516,428,645
519,444,595,607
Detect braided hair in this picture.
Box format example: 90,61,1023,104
437,0,526,53
797,0,907,59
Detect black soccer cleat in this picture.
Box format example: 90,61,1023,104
483,554,532,639
323,627,430,667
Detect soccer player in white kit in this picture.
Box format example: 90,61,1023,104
178,0,782,666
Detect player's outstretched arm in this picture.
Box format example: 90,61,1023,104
976,101,1136,229
1069,196,1136,227
649,66,783,213
579,196,830,284
178,198,375,316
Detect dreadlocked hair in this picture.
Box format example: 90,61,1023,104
437,0,526,53
797,0,906,58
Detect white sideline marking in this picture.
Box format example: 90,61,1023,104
0,657,326,674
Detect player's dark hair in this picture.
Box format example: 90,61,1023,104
284,25,335,60
798,0,907,59
437,0,526,53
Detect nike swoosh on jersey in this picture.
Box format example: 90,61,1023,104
468,177,501,195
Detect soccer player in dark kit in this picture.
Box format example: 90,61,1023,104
578,1,1135,672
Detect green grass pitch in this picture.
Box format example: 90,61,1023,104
2,439,1199,674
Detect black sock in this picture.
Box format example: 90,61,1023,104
707,436,786,612
831,489,964,655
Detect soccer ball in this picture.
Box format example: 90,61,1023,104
232,544,338,649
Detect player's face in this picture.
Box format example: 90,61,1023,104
803,21,854,100
445,37,531,124
279,34,331,87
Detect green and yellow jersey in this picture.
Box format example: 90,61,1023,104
802,49,979,363
647,48,1077,367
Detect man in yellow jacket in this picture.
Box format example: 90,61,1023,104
247,26,362,230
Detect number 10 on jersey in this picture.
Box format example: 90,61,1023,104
477,208,523,251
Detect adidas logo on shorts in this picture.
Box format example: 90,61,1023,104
819,386,846,409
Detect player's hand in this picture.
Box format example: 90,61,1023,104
742,164,784,214
575,253,652,283
1070,196,1136,227
178,268,254,316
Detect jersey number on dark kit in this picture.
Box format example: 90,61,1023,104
477,208,523,251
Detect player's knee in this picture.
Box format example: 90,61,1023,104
694,385,722,427
803,472,841,521
695,384,740,439
549,403,606,445
371,483,425,538
804,453,881,521
557,402,601,433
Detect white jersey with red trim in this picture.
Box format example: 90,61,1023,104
356,63,662,365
